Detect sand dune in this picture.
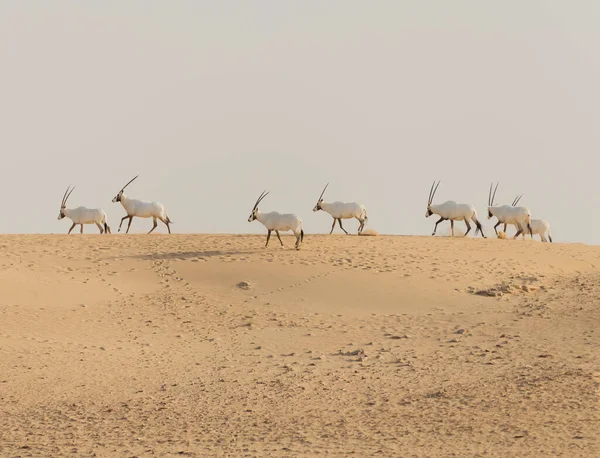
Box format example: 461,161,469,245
0,234,599,457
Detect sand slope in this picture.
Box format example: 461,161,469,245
0,234,599,457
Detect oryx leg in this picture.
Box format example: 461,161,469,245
503,223,507,233
265,230,272,248
338,219,349,235
80,224,84,234
450,220,455,237
463,218,472,236
511,224,525,239
493,221,503,236
330,218,337,234
295,231,301,250
275,230,284,247
432,217,446,236
68,223,76,234
126,216,134,234
95,222,104,234
118,215,130,232
148,217,158,234
474,218,485,238
158,217,171,234
514,223,523,239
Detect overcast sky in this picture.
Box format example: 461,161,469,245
1,1,598,243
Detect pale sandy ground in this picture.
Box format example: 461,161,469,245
0,233,598,457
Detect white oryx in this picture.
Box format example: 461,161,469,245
312,183,368,234
501,197,552,242
503,218,553,242
57,185,111,234
487,183,532,238
425,180,485,237
248,190,304,250
112,175,173,234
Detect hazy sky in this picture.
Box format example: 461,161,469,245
1,2,599,243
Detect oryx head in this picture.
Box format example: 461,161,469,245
426,180,440,217
313,183,329,212
487,182,499,218
112,175,138,203
58,185,75,220
248,190,269,222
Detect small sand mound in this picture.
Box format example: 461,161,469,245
236,281,254,290
497,231,507,240
358,228,378,236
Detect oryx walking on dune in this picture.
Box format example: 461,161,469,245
425,181,485,238
112,175,173,234
248,190,304,250
58,185,111,234
312,183,368,234
487,183,532,239
501,196,551,242
504,218,553,242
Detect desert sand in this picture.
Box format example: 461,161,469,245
0,233,598,457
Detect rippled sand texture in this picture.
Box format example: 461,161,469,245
0,234,599,457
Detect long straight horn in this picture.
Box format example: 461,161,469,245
121,175,139,192
428,181,435,205
493,182,499,206
429,180,440,205
258,191,270,206
63,185,76,207
488,182,493,206
61,185,71,207
253,190,269,210
318,183,329,201
513,195,523,206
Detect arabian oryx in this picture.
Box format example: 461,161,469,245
501,196,552,242
112,175,173,234
312,183,368,234
58,185,111,234
487,183,532,238
504,218,553,242
425,181,485,237
248,190,304,250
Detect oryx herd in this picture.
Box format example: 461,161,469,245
57,177,553,249
425,181,552,243
58,176,172,236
